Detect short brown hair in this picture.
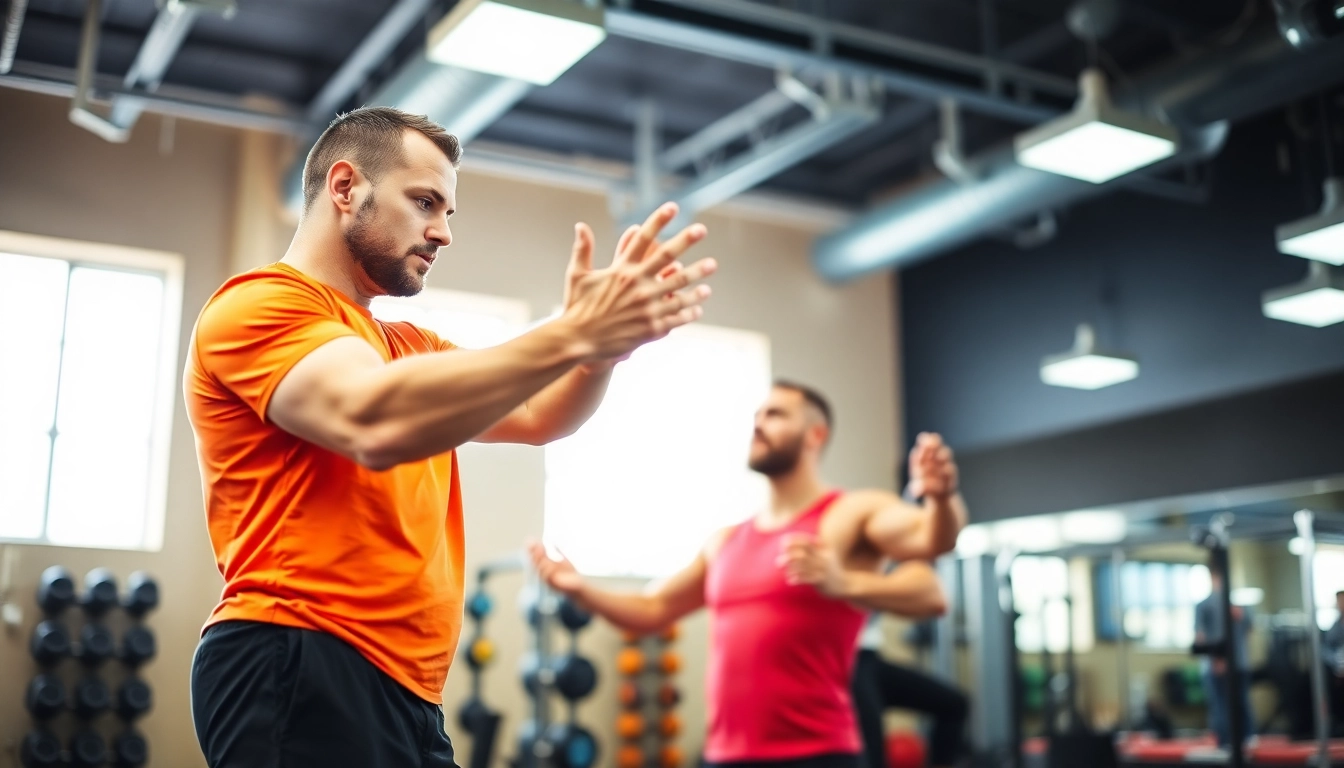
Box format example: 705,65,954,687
301,106,462,213
773,379,834,435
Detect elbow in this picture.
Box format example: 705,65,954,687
926,594,949,619
348,422,430,471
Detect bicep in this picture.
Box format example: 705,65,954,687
862,498,929,560
267,336,386,458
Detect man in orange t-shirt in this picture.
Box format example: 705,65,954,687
185,106,716,768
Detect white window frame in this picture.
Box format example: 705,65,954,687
0,230,183,551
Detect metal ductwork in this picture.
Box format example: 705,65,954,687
282,58,533,212
814,24,1344,282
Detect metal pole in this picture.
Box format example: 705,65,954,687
1210,516,1246,768
1295,510,1332,768
1111,547,1131,730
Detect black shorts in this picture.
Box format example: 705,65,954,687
704,754,861,768
191,620,457,768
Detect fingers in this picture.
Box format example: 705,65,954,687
619,203,680,265
569,223,594,275
640,222,708,278
616,224,639,257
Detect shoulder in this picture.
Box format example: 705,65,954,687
382,321,455,352
201,265,334,321
702,523,742,561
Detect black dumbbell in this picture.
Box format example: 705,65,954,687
31,620,71,665
82,568,119,617
553,654,598,701
122,572,158,618
544,722,599,768
520,652,552,695
37,566,76,615
121,626,156,667
466,591,492,621
69,728,107,768
20,729,62,768
116,678,153,721
113,730,148,768
458,697,491,732
557,598,591,631
74,676,112,719
78,623,116,667
25,675,67,721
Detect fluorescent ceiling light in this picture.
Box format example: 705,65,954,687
427,0,606,86
1262,261,1344,327
1060,510,1128,544
1041,323,1139,390
1277,178,1344,264
1014,68,1178,184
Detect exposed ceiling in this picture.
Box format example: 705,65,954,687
4,0,1271,206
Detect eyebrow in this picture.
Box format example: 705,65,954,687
414,187,454,215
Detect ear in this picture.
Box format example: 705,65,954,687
807,420,830,451
326,160,359,214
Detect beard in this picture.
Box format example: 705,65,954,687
343,192,435,298
748,432,805,477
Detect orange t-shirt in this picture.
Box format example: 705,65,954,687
184,262,465,703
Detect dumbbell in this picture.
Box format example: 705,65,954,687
616,712,646,740
78,623,116,667
37,566,76,615
659,713,682,738
457,697,492,732
113,730,148,768
520,652,551,695
617,745,645,768
660,745,684,768
466,592,492,621
69,728,107,768
82,568,119,618
464,637,495,670
658,650,681,674
117,678,153,721
544,723,598,768
25,675,67,721
553,654,597,701
616,647,645,676
657,683,681,708
557,597,591,631
20,729,62,768
121,626,156,667
618,680,643,708
30,620,71,665
74,676,112,719
122,572,158,618
660,624,679,642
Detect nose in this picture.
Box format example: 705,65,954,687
427,222,451,248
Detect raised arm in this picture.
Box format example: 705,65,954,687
264,206,714,468
527,541,706,635
777,535,947,618
863,433,967,559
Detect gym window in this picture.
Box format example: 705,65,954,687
1093,560,1209,650
1012,556,1096,654
543,324,772,579
0,231,183,551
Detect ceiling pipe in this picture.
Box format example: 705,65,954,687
813,22,1344,282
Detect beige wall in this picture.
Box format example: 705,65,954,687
0,88,901,767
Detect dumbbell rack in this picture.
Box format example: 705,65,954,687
615,626,683,768
515,573,599,768
22,566,157,768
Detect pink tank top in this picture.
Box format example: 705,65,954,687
703,491,867,762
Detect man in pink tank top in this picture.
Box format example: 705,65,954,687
530,381,967,768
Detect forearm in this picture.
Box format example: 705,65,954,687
834,562,947,618
516,361,615,444
569,584,679,634
349,320,591,467
923,492,968,557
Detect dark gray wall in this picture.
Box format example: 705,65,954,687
901,112,1344,454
